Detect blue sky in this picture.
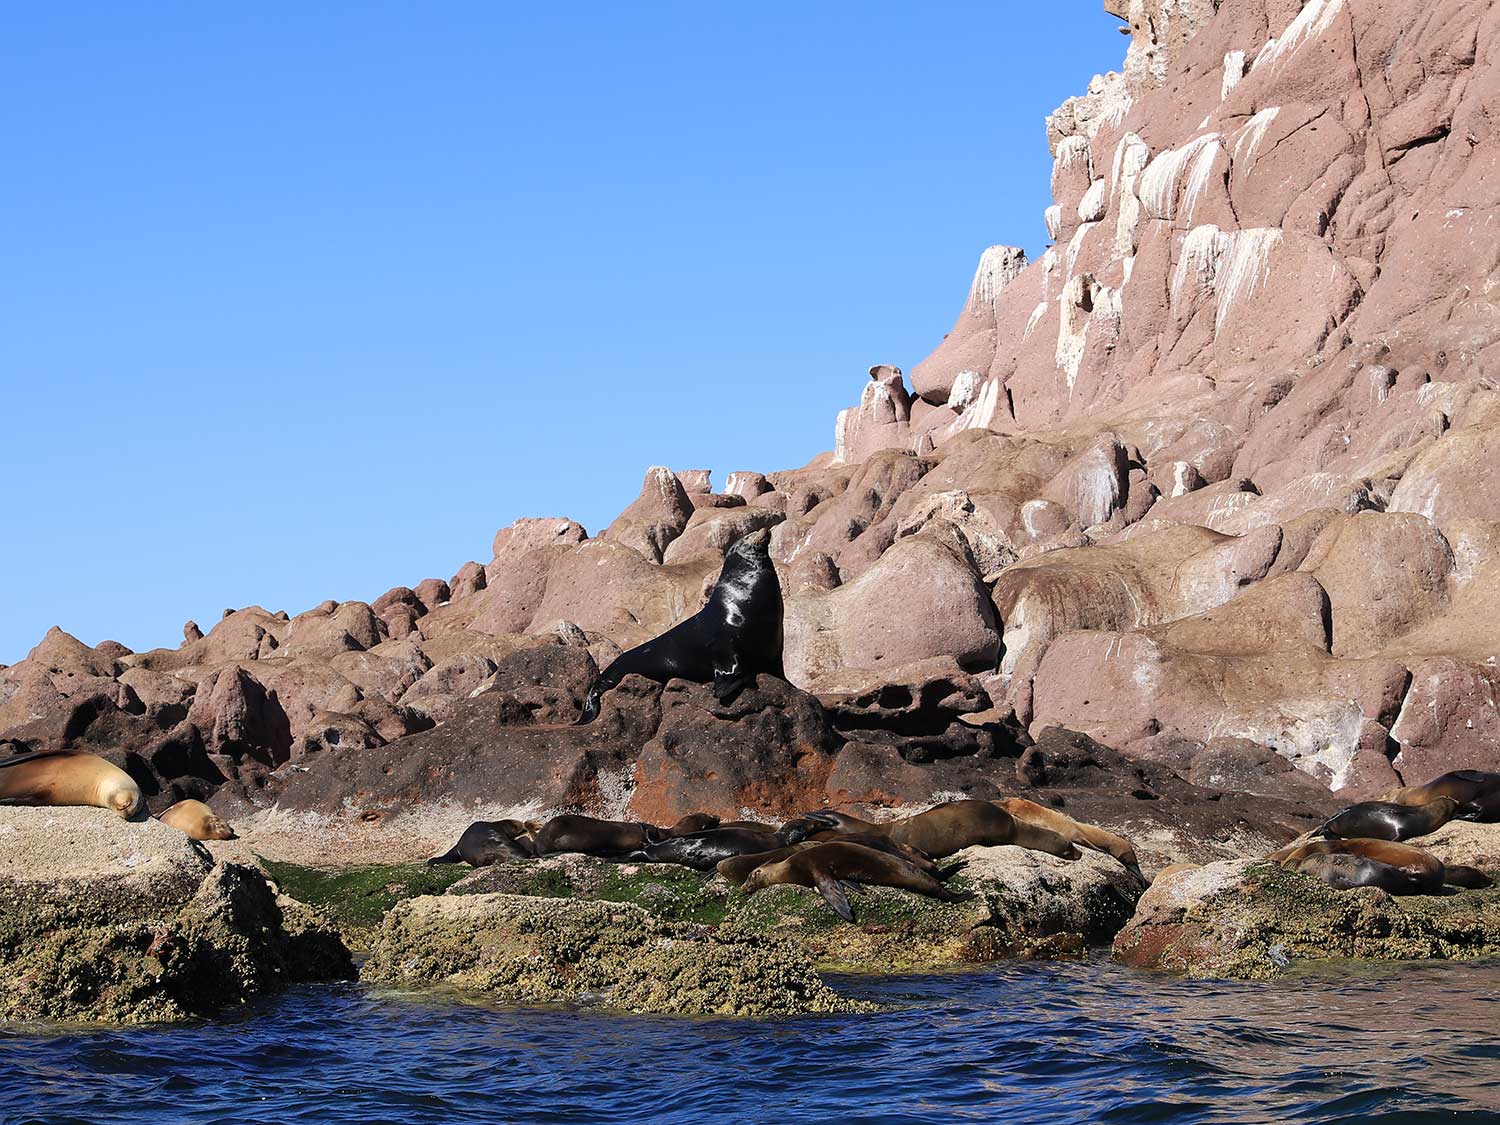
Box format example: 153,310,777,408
0,2,1125,663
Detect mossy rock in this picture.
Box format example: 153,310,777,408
362,892,869,1017
260,859,468,949
448,855,733,924
1115,858,1500,979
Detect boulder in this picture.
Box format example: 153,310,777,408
0,806,351,1023
603,466,695,563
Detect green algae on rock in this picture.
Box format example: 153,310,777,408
361,892,868,1017
449,854,733,924
260,859,469,949
0,807,353,1025
1113,858,1500,979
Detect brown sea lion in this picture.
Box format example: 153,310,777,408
1315,797,1459,842
740,841,979,922
428,819,540,866
715,844,810,886
531,815,666,858
1270,838,1460,892
1380,771,1500,821
157,799,235,841
794,829,954,879
1294,852,1433,895
992,797,1141,875
636,827,786,869
0,749,141,818
668,813,721,835
785,800,1078,860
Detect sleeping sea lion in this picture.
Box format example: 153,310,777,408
576,530,783,724
0,749,141,818
793,829,953,879
992,797,1141,876
531,814,668,858
1315,797,1459,842
785,800,1078,860
1380,771,1500,821
1294,852,1433,895
668,813,721,835
157,799,235,841
428,819,540,866
715,844,810,886
636,827,786,869
739,841,979,922
1268,838,1483,893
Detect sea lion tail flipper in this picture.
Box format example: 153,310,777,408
936,861,967,881
937,887,979,904
575,690,602,726
813,873,857,923
1444,864,1493,889
711,669,751,704
426,847,462,866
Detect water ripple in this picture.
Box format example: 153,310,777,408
3,958,1500,1124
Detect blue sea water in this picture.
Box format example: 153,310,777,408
3,957,1499,1124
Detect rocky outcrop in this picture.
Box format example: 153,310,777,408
0,807,351,1023
361,892,864,1017
1113,851,1500,979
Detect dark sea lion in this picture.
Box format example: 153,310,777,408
715,844,810,886
576,530,783,724
993,797,1141,875
668,813,721,835
1381,771,1500,821
785,800,1078,860
1270,838,1447,892
1315,797,1459,842
157,799,235,841
428,819,540,866
531,815,667,858
1295,852,1432,895
740,841,979,922
636,827,787,869
0,749,142,818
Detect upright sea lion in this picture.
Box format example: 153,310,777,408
636,826,786,869
1315,797,1459,842
531,814,667,858
157,799,235,841
428,819,540,866
0,749,141,818
992,797,1141,876
576,530,783,724
740,841,979,922
1380,771,1500,821
785,800,1078,860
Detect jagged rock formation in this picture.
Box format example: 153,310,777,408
3,0,1498,858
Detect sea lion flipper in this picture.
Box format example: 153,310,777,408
813,873,857,923
427,847,461,866
936,861,966,881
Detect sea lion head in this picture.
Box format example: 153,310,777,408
104,775,144,819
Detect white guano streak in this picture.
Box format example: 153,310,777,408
1139,134,1221,222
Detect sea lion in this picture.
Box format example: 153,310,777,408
740,841,979,922
157,799,235,841
576,530,783,724
1380,771,1500,821
793,829,953,878
668,813,721,835
992,797,1141,876
531,814,667,858
1315,797,1459,842
0,749,141,818
1294,852,1432,895
1270,838,1457,892
428,819,540,866
636,826,787,869
785,800,1078,860
715,844,810,886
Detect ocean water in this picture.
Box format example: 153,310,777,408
4,957,1499,1124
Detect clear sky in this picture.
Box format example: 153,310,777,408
0,2,1126,664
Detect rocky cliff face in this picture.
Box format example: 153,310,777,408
3,0,1496,851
